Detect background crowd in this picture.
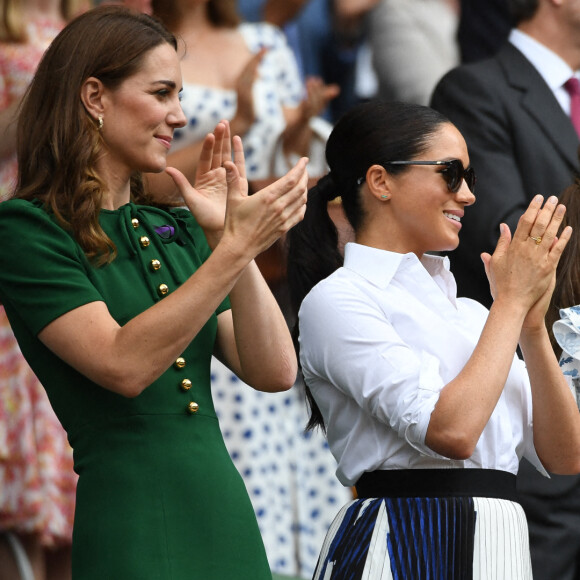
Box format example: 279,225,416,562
2,1,580,579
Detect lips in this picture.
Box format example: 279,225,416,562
155,135,173,149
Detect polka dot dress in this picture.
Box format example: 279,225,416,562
211,358,351,578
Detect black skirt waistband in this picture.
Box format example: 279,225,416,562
355,468,518,502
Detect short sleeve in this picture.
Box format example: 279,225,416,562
0,200,104,334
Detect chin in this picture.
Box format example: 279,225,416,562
437,239,460,253
142,160,167,174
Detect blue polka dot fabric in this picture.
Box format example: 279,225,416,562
211,358,351,578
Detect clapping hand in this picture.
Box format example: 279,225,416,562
165,119,308,258
481,195,572,328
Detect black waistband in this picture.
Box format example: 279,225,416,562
355,469,518,502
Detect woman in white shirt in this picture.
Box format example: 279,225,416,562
286,99,580,580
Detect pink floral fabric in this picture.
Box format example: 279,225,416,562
0,17,77,547
0,307,77,546
0,18,63,199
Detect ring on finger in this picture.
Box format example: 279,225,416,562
529,235,542,245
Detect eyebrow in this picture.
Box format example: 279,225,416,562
152,80,177,89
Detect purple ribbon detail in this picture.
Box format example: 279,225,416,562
154,225,175,239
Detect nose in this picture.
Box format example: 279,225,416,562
456,179,476,206
168,97,187,129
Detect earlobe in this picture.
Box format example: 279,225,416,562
366,164,391,201
80,77,105,123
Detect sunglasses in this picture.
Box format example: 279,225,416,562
384,159,476,193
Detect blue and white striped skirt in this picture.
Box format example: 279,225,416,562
313,474,532,579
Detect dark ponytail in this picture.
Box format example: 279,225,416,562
286,174,345,431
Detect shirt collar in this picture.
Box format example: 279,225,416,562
342,242,453,290
509,28,576,90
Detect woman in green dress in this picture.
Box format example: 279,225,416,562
0,5,308,579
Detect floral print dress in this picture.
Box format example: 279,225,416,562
0,17,76,546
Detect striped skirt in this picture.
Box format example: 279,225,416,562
312,470,532,580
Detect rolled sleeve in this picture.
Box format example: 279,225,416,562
299,281,446,457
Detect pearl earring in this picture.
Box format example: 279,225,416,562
98,115,103,130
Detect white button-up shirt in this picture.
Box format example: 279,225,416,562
298,243,545,486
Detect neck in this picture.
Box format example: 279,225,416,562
173,5,212,36
99,169,132,210
519,11,580,71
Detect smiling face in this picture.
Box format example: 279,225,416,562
368,122,476,257
97,42,186,184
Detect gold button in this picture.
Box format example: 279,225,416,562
131,218,140,229
139,236,150,248
158,283,169,296
187,401,199,414
150,259,161,271
181,379,192,391
174,357,186,369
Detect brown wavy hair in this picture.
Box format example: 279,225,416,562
13,5,177,265
152,0,240,31
546,176,580,357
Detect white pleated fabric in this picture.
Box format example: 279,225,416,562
472,497,532,580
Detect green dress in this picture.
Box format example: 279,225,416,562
0,199,272,579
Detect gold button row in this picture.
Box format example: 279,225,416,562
174,357,199,414
136,232,168,296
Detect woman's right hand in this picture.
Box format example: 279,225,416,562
167,120,308,259
481,195,571,317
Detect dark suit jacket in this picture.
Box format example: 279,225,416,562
431,42,580,308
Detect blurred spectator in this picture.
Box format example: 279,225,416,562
149,0,338,200
238,0,378,122
0,3,84,579
369,0,460,106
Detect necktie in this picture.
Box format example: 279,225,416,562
564,77,580,138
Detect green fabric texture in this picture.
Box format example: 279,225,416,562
0,200,269,579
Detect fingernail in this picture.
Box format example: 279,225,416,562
548,195,558,204
556,205,566,215
534,195,543,203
